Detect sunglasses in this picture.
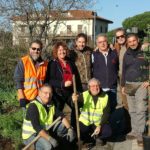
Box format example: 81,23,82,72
116,35,125,39
31,47,41,51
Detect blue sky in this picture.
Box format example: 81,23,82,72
92,0,150,31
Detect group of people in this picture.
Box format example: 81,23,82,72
13,30,149,149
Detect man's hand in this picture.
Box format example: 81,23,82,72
19,98,28,108
72,93,78,103
121,87,126,95
93,126,101,135
142,81,149,88
64,80,72,87
66,128,76,142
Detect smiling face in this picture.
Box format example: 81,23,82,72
76,37,86,51
39,86,53,105
57,45,67,60
127,35,139,50
29,43,42,61
88,80,100,96
96,36,108,52
116,30,126,45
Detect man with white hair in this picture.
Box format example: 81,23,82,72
92,34,119,113
72,78,111,149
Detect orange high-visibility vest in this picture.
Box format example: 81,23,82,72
21,55,48,101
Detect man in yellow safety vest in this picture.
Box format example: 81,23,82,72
22,84,75,150
72,78,111,149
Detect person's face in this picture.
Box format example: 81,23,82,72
57,46,67,60
89,81,100,96
39,87,52,105
116,31,126,45
29,43,42,61
76,37,86,51
127,36,139,50
96,36,108,51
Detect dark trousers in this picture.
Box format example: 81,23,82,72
53,90,76,128
105,89,117,113
79,122,112,143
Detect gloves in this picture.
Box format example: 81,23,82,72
66,127,76,142
19,98,27,108
48,136,58,148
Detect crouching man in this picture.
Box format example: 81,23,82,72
72,78,112,149
22,84,75,150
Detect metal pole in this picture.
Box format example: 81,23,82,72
93,12,96,47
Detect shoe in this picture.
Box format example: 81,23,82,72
82,142,95,150
96,138,106,146
137,140,143,147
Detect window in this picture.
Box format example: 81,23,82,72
100,26,103,33
67,25,71,34
105,27,108,33
78,25,82,33
20,25,26,33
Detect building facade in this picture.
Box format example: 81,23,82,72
12,10,113,47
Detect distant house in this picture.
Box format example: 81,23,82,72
12,10,113,47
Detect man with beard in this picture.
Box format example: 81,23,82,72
69,33,92,91
121,33,149,146
14,39,48,108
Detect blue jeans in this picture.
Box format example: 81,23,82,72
23,134,52,150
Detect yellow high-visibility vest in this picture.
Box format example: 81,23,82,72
79,91,108,127
22,100,55,140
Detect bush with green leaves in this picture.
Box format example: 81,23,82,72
0,47,26,149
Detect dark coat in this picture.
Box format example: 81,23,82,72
121,48,149,86
92,49,119,89
45,59,83,95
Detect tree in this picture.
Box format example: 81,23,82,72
0,0,92,49
122,11,150,38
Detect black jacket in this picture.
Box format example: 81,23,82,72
121,48,149,86
92,49,119,89
45,59,83,94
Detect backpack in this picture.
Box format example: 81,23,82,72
109,107,131,137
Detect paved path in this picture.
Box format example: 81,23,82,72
81,139,143,150
64,105,144,150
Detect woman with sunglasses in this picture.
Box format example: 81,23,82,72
45,41,82,127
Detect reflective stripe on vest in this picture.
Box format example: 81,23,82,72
79,91,108,126
21,55,48,100
22,100,55,140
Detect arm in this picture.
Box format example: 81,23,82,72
71,93,84,108
26,103,43,133
121,54,126,87
46,61,64,88
14,60,25,100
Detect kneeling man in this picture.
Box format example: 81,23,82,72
22,84,75,150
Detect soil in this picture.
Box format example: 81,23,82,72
0,137,15,150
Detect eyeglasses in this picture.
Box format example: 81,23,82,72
89,85,99,88
116,35,125,39
97,41,107,44
31,47,41,51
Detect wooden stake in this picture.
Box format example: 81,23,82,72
73,75,81,150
